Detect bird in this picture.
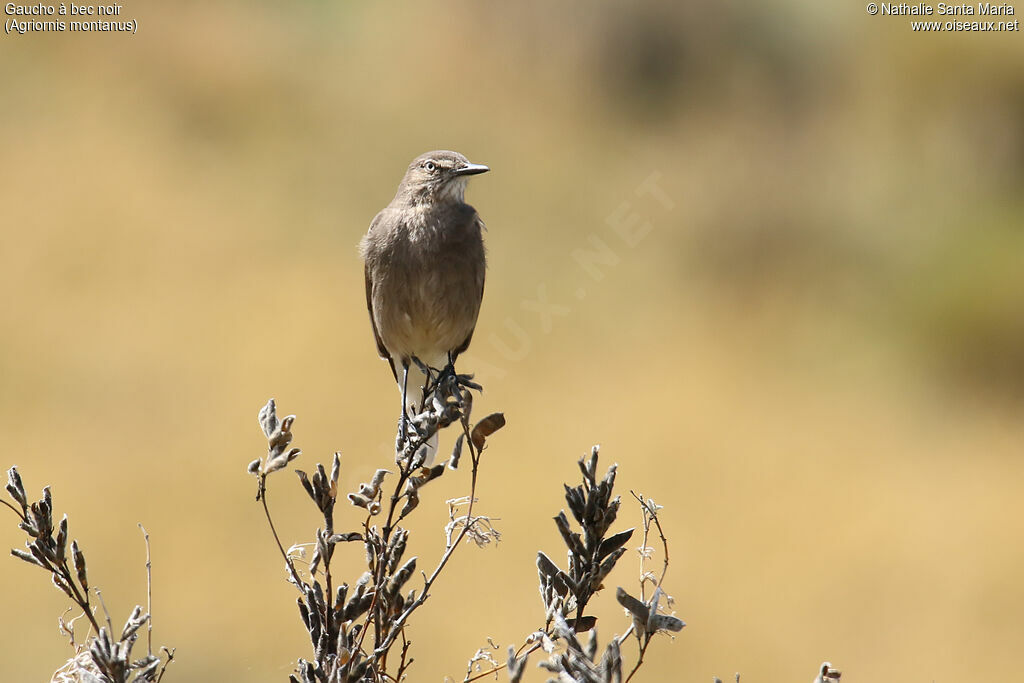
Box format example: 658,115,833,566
359,150,489,463
813,662,841,683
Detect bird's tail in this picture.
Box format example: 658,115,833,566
419,431,439,468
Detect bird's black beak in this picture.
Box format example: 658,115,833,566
452,162,490,177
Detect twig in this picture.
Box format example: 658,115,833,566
94,587,113,634
648,504,670,588
463,640,544,683
155,646,175,683
396,630,412,681
139,524,153,657
370,416,483,662
624,647,647,683
623,491,673,683
0,498,24,518
260,475,304,588
382,466,411,541
58,558,102,634
357,462,411,654
630,490,671,596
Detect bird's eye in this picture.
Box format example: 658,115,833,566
424,161,437,172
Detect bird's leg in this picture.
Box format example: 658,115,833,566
429,351,455,387
398,361,410,449
411,355,433,404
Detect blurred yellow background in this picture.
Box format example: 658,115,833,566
2,1,1023,681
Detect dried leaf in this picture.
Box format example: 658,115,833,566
120,606,147,640
536,551,561,580
597,528,634,561
54,516,68,564
470,413,506,450
6,467,26,508
616,587,648,620
347,493,373,509
11,548,44,568
330,453,341,490
449,433,465,470
554,512,586,559
72,540,88,592
387,556,417,595
258,399,278,438
400,489,419,517
649,614,685,632
328,533,363,544
566,615,597,633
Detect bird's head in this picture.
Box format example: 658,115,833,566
397,150,489,205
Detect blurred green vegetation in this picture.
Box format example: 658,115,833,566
1,1,1022,682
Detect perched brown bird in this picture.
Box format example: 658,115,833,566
813,662,841,683
360,150,489,458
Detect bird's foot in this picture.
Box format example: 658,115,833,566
397,409,411,451
437,360,457,385
454,372,481,392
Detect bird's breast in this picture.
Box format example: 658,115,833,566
373,246,481,363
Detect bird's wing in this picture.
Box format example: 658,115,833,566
363,215,399,381
452,214,487,359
